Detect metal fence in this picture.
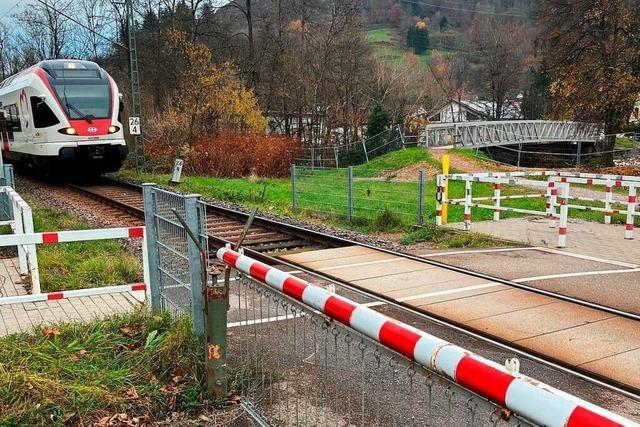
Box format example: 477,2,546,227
291,165,428,226
226,269,530,426
142,184,208,336
0,164,15,221
294,126,404,169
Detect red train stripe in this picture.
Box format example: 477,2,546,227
455,356,515,407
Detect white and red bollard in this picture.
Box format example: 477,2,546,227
625,186,636,240
493,183,501,221
557,183,569,248
604,180,613,224
463,179,472,230
545,178,555,226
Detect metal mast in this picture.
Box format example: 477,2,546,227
125,0,143,169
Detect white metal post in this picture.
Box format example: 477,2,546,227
604,180,613,224
493,183,501,221
464,179,472,231
625,186,636,240
141,225,152,306
21,206,40,294
549,180,558,228
557,183,569,248
11,197,27,275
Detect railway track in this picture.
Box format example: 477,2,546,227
57,178,640,401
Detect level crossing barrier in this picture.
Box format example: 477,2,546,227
0,186,40,293
217,247,636,427
0,226,150,305
436,171,640,247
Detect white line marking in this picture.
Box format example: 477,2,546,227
419,247,538,257
515,268,640,283
533,247,639,268
363,282,503,308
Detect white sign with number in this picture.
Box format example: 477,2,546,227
128,116,141,135
171,159,184,184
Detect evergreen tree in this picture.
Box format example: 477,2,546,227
439,15,449,31
366,104,391,138
406,25,416,49
413,21,430,54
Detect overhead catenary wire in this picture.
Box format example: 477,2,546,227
399,0,529,18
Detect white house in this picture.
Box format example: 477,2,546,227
426,99,522,123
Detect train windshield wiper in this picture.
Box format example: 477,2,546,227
65,102,94,124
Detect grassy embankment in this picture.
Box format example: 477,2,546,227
118,146,633,247
365,28,432,65
0,309,213,425
5,193,141,292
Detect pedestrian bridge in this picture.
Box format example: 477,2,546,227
420,120,602,148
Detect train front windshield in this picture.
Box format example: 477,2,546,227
52,82,111,120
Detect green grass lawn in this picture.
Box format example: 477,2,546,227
119,146,635,240
365,28,392,43
364,27,431,65
10,194,142,293
0,309,207,425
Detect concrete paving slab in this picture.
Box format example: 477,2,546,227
304,251,397,270
579,348,640,390
352,268,486,294
415,288,554,323
464,301,615,341
281,246,375,263
516,317,640,366
319,258,434,282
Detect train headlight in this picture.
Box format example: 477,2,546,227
58,127,77,135
108,125,119,134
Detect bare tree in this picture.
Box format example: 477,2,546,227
14,0,72,59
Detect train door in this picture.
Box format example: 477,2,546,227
17,88,34,144
0,112,10,160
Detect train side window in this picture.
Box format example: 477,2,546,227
7,105,21,133
2,109,14,141
30,96,60,128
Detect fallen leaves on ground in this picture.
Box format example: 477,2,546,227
42,326,61,338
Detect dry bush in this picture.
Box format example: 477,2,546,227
145,133,299,178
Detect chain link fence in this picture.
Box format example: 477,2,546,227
292,165,429,226
0,164,15,221
294,126,404,169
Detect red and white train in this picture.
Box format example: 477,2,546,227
0,59,128,175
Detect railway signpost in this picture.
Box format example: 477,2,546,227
128,116,141,135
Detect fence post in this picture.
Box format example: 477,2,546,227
185,194,205,337
557,183,569,248
348,166,354,222
576,139,582,167
625,186,636,240
604,180,613,224
334,147,339,168
464,179,472,231
493,183,501,221
435,175,443,226
12,197,27,276
399,125,406,149
142,183,161,310
361,139,369,163
311,148,315,171
517,142,522,168
417,169,425,225
548,179,558,228
290,164,297,210
205,266,227,400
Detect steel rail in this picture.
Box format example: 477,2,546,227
67,177,640,400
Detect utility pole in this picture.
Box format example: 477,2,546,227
125,0,143,170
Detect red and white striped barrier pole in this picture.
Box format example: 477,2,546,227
0,283,147,306
435,175,443,226
557,184,569,248
625,186,636,240
217,247,636,427
0,226,145,247
493,183,501,221
605,180,613,225
464,179,472,230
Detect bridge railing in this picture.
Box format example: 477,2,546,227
420,120,602,148
216,247,636,427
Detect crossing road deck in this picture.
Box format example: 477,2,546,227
279,245,640,393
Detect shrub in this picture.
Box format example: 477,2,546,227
373,208,404,231
144,133,299,178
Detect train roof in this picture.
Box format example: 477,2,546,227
0,59,105,91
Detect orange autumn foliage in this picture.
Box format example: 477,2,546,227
145,133,299,178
